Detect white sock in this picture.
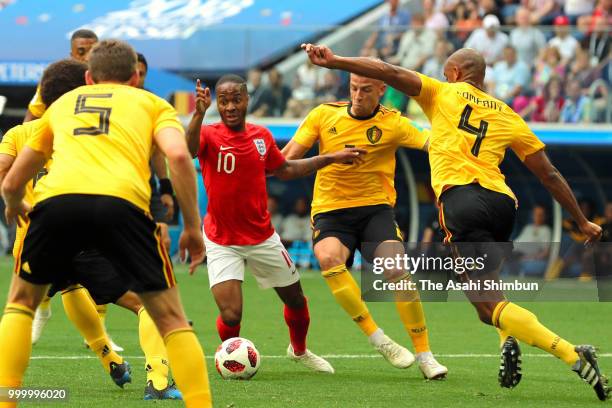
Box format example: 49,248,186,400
416,351,433,362
368,328,386,347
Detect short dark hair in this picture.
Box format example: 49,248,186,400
88,39,137,83
215,74,246,92
137,52,148,70
71,29,98,42
40,59,87,106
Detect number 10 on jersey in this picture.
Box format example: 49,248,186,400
217,151,236,174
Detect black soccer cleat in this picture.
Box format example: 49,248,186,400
499,336,522,388
573,345,611,401
110,361,132,388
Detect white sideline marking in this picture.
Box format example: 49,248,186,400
29,353,612,360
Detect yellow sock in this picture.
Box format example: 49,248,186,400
96,304,108,327
493,301,578,365
61,286,123,373
395,289,430,354
138,307,169,390
0,303,34,408
38,296,51,313
164,329,211,408
322,264,379,336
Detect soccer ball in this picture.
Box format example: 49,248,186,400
214,337,261,380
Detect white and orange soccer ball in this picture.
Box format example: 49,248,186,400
214,337,261,380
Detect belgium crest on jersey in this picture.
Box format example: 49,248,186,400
253,138,266,155
366,126,382,144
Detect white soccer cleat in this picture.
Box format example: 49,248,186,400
31,307,52,345
287,344,335,373
110,337,124,352
417,352,448,380
370,334,415,369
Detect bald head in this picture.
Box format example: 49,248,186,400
443,48,486,88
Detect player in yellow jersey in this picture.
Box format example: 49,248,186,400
282,73,448,379
2,59,183,399
24,29,98,122
301,43,609,401
0,40,211,408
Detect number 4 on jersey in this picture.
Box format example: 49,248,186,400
457,104,488,157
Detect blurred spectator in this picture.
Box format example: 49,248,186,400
517,75,565,122
488,45,531,104
516,205,552,255
464,14,509,65
564,0,596,22
424,0,450,29
423,40,453,80
268,196,283,232
279,197,311,245
586,15,611,65
254,69,291,117
510,7,547,66
515,205,552,276
292,60,324,102
549,15,580,65
436,0,461,17
247,68,267,116
560,79,591,123
533,46,566,94
578,0,612,34
522,0,563,24
478,0,502,21
500,0,521,24
387,14,436,69
362,0,410,56
567,47,599,88
454,0,482,42
316,70,342,102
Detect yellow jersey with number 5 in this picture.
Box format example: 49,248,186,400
413,73,545,202
27,83,183,212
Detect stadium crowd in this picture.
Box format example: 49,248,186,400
251,0,611,123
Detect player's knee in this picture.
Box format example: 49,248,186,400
219,307,242,327
474,303,495,325
317,253,346,272
283,294,306,309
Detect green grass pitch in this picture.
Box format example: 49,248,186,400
1,256,610,407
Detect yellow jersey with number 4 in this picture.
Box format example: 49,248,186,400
0,120,49,258
413,73,545,202
27,83,183,212
293,102,429,216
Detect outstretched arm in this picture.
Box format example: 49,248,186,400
273,147,366,180
281,140,310,160
185,79,212,158
301,43,423,96
523,150,602,244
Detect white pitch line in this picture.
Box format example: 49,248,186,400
29,353,612,360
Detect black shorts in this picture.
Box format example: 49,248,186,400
18,194,176,294
312,204,403,262
439,184,516,272
149,192,166,223
47,251,129,305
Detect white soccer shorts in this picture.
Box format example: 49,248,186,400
203,231,300,289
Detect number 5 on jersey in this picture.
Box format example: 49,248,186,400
217,151,235,174
73,94,113,136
